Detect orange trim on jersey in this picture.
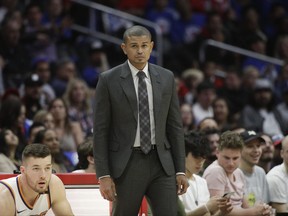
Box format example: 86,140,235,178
47,187,51,209
17,176,35,209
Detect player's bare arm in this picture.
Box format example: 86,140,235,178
49,175,74,216
0,183,16,216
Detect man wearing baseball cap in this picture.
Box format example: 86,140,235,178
22,74,44,120
239,130,270,207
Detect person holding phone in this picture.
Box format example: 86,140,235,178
179,131,233,216
203,131,271,216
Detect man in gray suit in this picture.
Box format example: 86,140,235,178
93,25,188,215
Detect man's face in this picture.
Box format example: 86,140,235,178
58,63,76,81
260,135,274,162
185,152,205,175
254,90,272,107
217,148,242,175
43,130,60,154
4,20,20,47
121,35,153,70
27,5,42,25
207,133,220,158
213,99,228,121
198,89,216,109
36,62,50,83
241,139,263,166
21,156,52,194
25,85,42,100
180,104,193,126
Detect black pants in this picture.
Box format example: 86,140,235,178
112,148,177,216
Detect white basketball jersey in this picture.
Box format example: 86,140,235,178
0,176,51,216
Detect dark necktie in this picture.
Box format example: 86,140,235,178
137,71,151,154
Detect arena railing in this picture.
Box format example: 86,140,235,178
70,0,163,66
199,39,284,67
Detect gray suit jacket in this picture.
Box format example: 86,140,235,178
93,61,185,179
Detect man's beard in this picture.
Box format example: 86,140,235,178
260,156,273,163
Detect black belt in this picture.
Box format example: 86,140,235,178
133,145,157,152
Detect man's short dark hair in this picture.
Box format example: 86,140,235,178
184,130,210,158
202,127,220,136
33,129,47,144
196,81,215,94
22,143,51,162
76,136,93,169
218,131,244,151
123,25,151,43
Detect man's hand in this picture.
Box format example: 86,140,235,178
253,203,272,216
176,174,189,195
99,177,117,201
217,197,233,215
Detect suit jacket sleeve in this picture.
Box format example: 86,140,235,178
166,74,185,173
93,73,111,178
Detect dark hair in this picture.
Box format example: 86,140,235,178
33,128,47,143
24,2,43,17
184,130,210,158
0,129,10,156
203,127,220,136
123,25,151,43
206,10,222,24
0,96,22,129
218,131,244,151
22,143,51,162
250,90,276,111
76,136,93,169
196,81,215,94
28,122,45,137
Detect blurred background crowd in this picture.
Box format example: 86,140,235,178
0,0,287,176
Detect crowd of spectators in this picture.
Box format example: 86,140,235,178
0,0,287,214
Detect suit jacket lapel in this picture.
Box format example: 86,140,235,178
120,62,138,122
149,64,161,124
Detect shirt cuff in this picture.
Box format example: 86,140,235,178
176,172,186,176
98,175,111,179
